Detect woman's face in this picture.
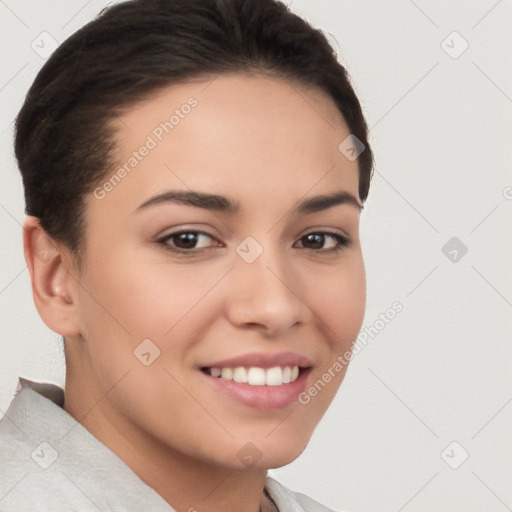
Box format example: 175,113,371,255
70,73,366,469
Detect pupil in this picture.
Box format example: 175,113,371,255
177,233,197,249
306,233,323,249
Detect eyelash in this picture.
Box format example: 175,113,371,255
156,230,351,256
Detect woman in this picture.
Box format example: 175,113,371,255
1,0,374,510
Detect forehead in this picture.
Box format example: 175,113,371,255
88,73,359,220
119,72,348,133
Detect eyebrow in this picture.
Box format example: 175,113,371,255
133,189,362,214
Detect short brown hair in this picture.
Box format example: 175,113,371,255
15,0,374,267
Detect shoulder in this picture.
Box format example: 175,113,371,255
265,476,350,512
0,380,173,511
0,387,83,511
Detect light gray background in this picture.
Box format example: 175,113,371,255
1,1,511,511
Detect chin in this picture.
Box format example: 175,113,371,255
259,443,309,470
227,437,311,471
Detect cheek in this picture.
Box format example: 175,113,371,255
312,255,366,348
78,254,185,339
76,250,228,368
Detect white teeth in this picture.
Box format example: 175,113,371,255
265,367,283,386
206,365,301,386
221,368,233,380
233,367,248,383
247,367,266,385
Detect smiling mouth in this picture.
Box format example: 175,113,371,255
201,366,306,386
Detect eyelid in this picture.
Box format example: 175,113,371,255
301,226,350,239
156,224,220,240
157,229,220,247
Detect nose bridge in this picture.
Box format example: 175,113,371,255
226,233,308,332
236,233,290,292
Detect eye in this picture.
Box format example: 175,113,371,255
157,230,220,254
295,231,351,254
156,229,351,256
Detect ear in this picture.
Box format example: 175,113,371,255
22,216,81,337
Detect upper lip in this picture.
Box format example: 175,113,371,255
200,351,313,369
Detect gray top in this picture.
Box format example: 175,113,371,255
0,377,343,512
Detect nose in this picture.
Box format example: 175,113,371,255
225,243,311,336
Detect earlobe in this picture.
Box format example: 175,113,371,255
22,216,81,336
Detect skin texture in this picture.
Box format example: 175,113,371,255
23,73,366,512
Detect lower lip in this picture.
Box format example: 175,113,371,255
201,369,311,410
